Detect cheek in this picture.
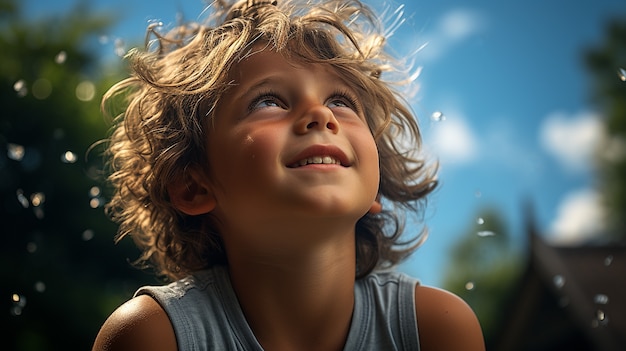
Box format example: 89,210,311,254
368,142,381,185
357,131,381,186
210,130,281,184
361,130,379,165
236,130,283,168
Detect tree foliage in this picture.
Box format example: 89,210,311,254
0,2,154,350
441,208,524,348
585,15,626,241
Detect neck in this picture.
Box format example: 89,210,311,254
225,227,357,351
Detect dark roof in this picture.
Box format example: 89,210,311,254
493,219,626,351
535,235,626,350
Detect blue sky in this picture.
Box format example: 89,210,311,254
24,0,626,287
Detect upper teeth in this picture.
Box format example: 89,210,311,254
297,156,341,167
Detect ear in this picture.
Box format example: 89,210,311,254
368,198,382,214
168,171,216,216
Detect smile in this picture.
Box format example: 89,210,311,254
289,155,342,168
286,144,351,168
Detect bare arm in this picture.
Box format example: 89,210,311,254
92,294,177,351
415,285,485,351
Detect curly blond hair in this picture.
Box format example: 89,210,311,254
102,0,438,281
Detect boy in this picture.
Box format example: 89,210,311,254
93,1,485,350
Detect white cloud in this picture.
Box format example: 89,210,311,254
539,111,603,173
547,188,605,245
440,9,483,40
417,8,486,62
427,113,478,165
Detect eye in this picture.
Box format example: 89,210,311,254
326,91,361,113
248,91,285,112
327,98,350,108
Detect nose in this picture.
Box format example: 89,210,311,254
293,104,339,135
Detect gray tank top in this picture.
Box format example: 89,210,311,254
135,265,420,350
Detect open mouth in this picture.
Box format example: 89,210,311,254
286,145,351,168
288,155,343,168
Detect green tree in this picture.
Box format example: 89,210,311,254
585,16,626,241
441,208,524,348
0,2,153,350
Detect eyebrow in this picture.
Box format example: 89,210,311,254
230,76,284,102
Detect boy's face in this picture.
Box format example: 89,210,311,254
205,48,379,237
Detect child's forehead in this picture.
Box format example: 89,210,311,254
228,47,350,88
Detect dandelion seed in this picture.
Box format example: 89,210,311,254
10,294,26,316
89,186,101,197
431,111,446,122
147,21,164,31
55,51,67,64
61,150,78,163
30,192,45,207
618,68,626,82
11,294,26,307
114,38,126,57
16,189,29,208
89,197,102,209
7,143,25,161
592,309,609,328
13,79,27,97
593,294,609,305
553,275,565,289
82,229,95,241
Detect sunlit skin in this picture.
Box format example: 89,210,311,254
206,49,381,250
92,49,485,351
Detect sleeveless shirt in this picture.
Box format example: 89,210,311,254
135,265,420,350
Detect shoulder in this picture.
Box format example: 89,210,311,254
414,285,485,351
92,294,177,351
